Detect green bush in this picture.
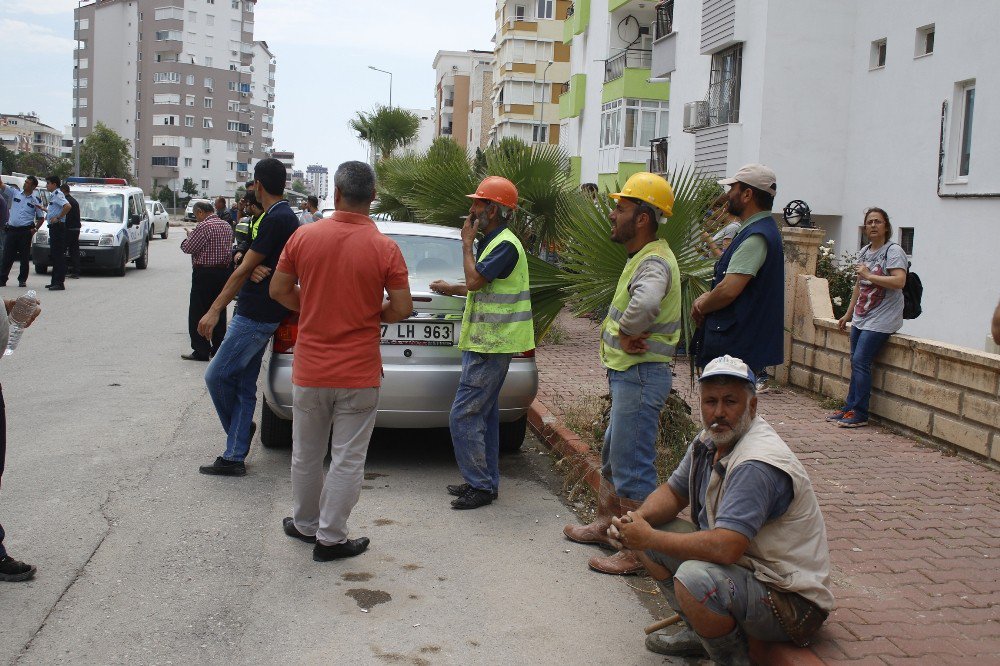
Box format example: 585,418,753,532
815,239,857,319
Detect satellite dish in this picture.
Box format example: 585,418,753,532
782,200,813,228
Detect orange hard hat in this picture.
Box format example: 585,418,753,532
466,176,518,209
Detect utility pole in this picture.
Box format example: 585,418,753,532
536,60,554,144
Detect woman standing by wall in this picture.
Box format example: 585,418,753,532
828,207,908,428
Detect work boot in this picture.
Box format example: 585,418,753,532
645,626,709,657
702,627,752,666
563,477,618,547
588,549,643,575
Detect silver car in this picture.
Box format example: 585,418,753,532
260,221,539,452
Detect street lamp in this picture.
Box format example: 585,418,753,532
536,60,554,144
367,65,393,108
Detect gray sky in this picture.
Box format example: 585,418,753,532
0,0,496,173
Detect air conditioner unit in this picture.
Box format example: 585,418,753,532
682,100,709,132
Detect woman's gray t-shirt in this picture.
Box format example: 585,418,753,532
852,243,908,334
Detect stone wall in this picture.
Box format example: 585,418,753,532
786,274,1000,463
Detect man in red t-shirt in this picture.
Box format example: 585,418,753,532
270,161,412,562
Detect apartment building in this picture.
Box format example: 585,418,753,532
74,0,276,197
0,113,63,159
272,149,294,185
655,0,999,350
432,50,494,155
491,1,571,146
557,0,670,190
305,164,328,199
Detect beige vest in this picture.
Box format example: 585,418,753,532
700,416,835,611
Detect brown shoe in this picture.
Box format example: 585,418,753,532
564,477,618,546
588,549,644,575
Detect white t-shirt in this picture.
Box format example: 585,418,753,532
852,242,908,333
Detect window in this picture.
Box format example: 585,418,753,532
205,56,213,67
154,114,178,125
227,161,236,171
227,140,238,151
201,179,210,190
77,58,89,69
186,74,195,85
231,19,242,32
204,77,214,89
228,81,238,91
184,157,193,167
870,39,887,69
155,30,182,41
186,94,195,106
184,137,193,147
915,24,934,57
227,121,250,133
188,10,197,22
152,135,180,146
228,100,240,112
153,93,180,104
202,159,210,169
203,117,213,128
708,45,741,125
536,0,553,20
244,1,253,12
153,7,182,21
75,18,90,30
151,156,178,167
899,228,914,255
79,117,88,128
232,0,240,8
514,4,526,20
532,124,548,142
75,77,89,89
958,81,975,177
204,97,213,109
153,72,179,84
203,138,211,150
600,98,669,148
185,115,194,127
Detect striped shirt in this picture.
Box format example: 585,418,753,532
180,214,234,267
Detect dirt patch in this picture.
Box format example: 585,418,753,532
341,572,374,582
408,594,419,600
364,472,389,480
346,588,392,610
374,518,396,526
437,576,447,582
371,647,429,666
419,646,441,654
401,563,422,571
362,485,375,490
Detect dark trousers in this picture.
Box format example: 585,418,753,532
189,266,231,358
1,384,7,558
49,223,67,286
66,227,81,276
1,227,34,285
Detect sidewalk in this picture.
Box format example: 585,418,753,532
533,312,999,664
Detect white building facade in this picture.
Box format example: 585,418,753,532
656,0,999,350
305,164,328,199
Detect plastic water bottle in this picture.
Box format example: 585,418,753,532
4,290,39,357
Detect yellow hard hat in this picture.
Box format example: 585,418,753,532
609,172,674,217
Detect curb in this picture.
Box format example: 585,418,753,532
526,398,825,666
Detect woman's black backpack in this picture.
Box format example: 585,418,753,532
901,261,923,319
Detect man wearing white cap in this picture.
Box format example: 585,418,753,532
691,164,785,388
610,355,832,663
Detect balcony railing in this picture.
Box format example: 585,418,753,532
707,76,740,125
442,126,453,136
655,1,674,39
559,81,570,95
567,3,574,17
648,137,669,173
604,48,652,83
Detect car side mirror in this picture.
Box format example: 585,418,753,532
129,214,141,227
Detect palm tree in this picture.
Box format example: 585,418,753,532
349,106,421,161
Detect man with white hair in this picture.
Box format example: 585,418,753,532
612,355,833,664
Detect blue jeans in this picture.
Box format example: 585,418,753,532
843,327,891,420
204,314,279,462
450,351,512,493
601,362,672,501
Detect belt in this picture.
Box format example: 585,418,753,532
194,263,231,269
6,225,34,231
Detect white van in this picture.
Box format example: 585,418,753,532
32,178,151,276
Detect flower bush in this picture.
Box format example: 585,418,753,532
815,239,858,319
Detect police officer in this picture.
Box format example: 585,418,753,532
430,176,534,510
43,176,71,291
0,175,45,288
60,183,82,279
563,172,682,576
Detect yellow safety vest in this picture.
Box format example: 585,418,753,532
600,239,681,371
458,227,534,354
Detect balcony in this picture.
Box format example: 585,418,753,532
604,49,652,83
562,0,590,44
648,137,669,174
442,125,453,136
559,73,586,119
654,1,674,39
602,62,668,105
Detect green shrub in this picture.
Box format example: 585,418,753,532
815,239,857,319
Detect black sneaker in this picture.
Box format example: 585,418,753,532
451,487,494,510
18,282,26,288
313,537,370,562
199,456,246,476
0,555,37,582
282,517,316,543
446,482,498,500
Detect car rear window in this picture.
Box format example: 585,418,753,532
387,234,464,279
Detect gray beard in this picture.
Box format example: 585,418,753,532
709,408,754,447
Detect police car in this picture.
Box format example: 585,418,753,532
32,178,150,276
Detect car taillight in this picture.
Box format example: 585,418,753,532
513,349,535,359
273,314,298,354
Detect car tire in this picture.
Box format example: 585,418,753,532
261,398,292,449
34,263,48,275
114,244,127,277
499,415,528,454
160,224,169,240
135,240,149,269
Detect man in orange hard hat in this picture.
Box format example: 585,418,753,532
430,176,534,510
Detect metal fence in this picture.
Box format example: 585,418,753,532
604,48,653,83
655,0,674,39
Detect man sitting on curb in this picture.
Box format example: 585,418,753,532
611,355,833,664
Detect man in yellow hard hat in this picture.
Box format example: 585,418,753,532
430,176,534,510
564,172,682,576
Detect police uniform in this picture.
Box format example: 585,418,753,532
1,185,44,287
45,188,70,289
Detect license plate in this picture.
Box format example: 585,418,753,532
381,322,454,346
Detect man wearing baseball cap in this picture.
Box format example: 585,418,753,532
691,164,785,388
609,355,832,663
431,176,534,510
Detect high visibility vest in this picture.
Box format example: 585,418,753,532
600,239,681,371
458,227,534,354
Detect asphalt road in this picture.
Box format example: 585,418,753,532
0,232,673,665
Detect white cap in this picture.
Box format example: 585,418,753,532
699,355,757,386
718,164,777,196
